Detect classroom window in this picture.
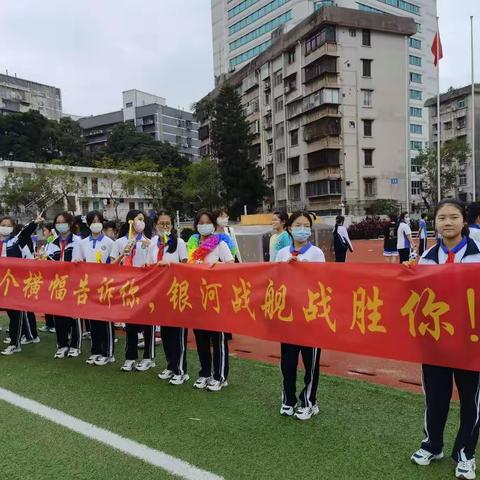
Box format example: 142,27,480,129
411,180,422,195
410,72,422,84
410,124,423,134
362,59,372,77
410,89,422,100
410,140,423,150
410,107,422,117
409,38,421,49
409,55,422,67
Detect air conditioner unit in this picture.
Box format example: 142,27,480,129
265,104,272,112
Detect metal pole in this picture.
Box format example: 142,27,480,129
405,35,411,212
436,17,442,202
471,16,476,201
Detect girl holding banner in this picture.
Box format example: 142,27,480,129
149,211,189,386
111,210,155,373
187,209,234,392
276,211,325,421
411,199,480,480
74,211,115,367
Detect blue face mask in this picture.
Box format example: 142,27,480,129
291,226,311,242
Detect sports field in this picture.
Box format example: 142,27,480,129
0,316,467,480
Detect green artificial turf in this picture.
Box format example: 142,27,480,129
0,316,467,480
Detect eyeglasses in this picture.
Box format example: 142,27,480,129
158,222,172,227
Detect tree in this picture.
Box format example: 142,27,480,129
211,84,269,218
366,199,400,216
182,157,224,213
192,96,215,123
416,138,470,209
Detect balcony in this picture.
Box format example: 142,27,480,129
302,88,340,114
303,56,337,84
305,178,342,198
306,149,341,170
198,124,210,141
303,118,341,143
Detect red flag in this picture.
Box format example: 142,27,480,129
431,32,443,66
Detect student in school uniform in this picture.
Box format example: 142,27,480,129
110,210,155,372
467,202,480,243
214,208,241,262
103,221,118,241
276,211,325,421
74,211,115,366
187,209,234,392
411,199,480,480
148,211,189,385
44,212,82,359
397,212,416,263
269,211,291,262
333,215,353,262
0,214,44,355
383,214,399,263
418,213,429,256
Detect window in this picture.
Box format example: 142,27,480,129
266,139,273,154
274,70,283,86
92,200,100,210
363,119,373,137
229,39,271,68
306,179,341,197
410,124,422,134
125,102,133,108
228,0,260,19
304,25,336,55
364,178,377,197
82,177,88,186
138,201,144,211
187,137,192,148
362,29,371,46
81,201,89,214
457,117,467,129
410,140,422,150
458,98,466,108
444,121,452,130
410,107,422,117
409,38,421,49
357,3,386,14
288,156,300,173
275,122,284,138
459,174,467,186
129,202,135,211
362,89,373,107
265,163,274,179
287,48,296,64
416,22,422,33
91,177,98,194
186,120,192,130
410,72,422,84
411,157,421,173
289,184,301,201
274,96,284,112
277,174,286,189
410,89,422,100
349,28,356,37
362,59,372,77
411,180,422,195
290,129,299,147
363,149,374,166
228,0,290,35
409,55,422,67
276,147,285,163
229,10,292,51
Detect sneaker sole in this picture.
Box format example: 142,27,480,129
411,453,444,466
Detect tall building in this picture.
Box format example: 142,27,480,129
212,0,436,203
79,90,200,161
425,84,480,203
201,6,416,214
0,73,62,120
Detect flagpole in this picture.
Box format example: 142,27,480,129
436,16,442,203
471,16,476,202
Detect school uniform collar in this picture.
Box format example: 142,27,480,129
290,242,312,255
89,234,104,243
470,224,480,229
56,234,73,245
425,236,479,263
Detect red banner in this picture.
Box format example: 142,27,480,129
1,258,479,370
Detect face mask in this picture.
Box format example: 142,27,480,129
134,220,145,233
198,224,215,236
90,223,103,234
157,226,171,236
56,223,70,234
0,226,13,236
405,216,411,225
217,217,229,227
291,226,311,242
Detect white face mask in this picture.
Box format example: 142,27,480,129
198,224,215,236
90,223,103,234
0,226,13,236
56,223,70,234
134,220,145,233
217,217,229,227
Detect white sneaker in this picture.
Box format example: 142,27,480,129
206,380,228,392
456,450,476,479
21,336,40,345
193,376,211,389
67,348,81,358
1,345,21,355
294,404,319,421
86,355,100,365
48,327,56,333
121,360,136,372
158,369,174,380
411,448,444,466
38,325,50,332
155,337,161,345
3,337,11,344
169,374,190,385
31,336,41,344
138,341,145,349
280,405,295,417
135,359,155,371
82,332,91,340
94,356,115,366
54,347,69,359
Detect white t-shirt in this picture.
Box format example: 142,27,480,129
397,222,412,250
76,235,114,263
276,244,325,263
203,241,234,265
110,234,150,267
148,235,187,265
335,225,353,251
469,227,480,243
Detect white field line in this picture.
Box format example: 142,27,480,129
0,387,223,480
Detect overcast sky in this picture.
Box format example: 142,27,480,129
1,0,479,117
